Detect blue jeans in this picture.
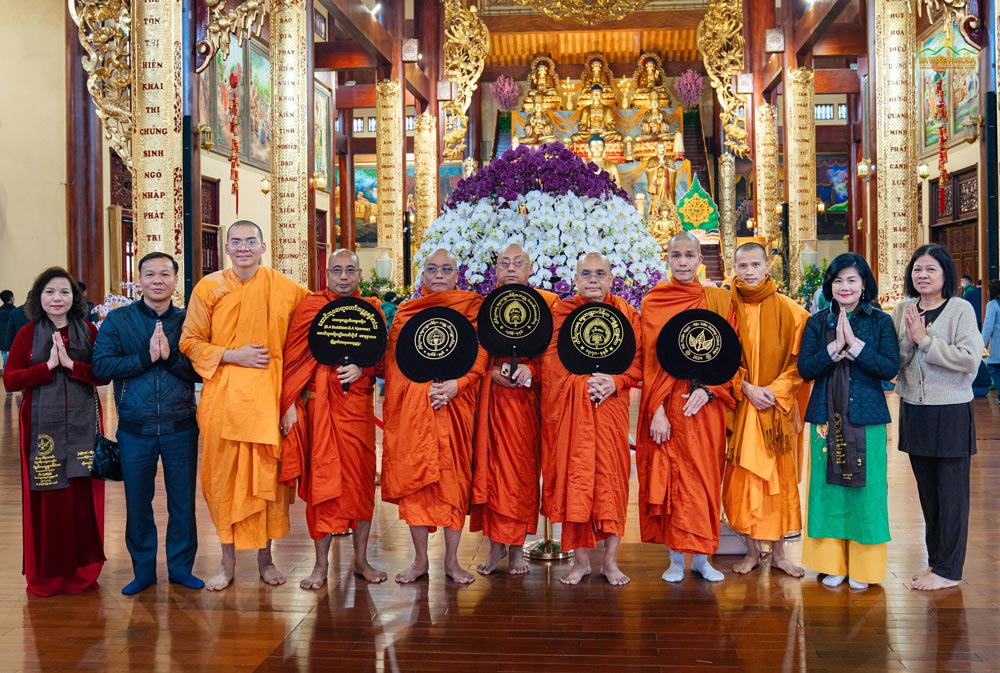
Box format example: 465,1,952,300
989,364,1000,402
118,428,199,580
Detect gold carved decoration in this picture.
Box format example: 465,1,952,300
696,0,749,157
753,102,780,251
441,0,489,160
507,0,650,25
68,0,133,168
876,1,918,304
911,0,981,45
376,80,405,287
413,113,439,258
785,67,816,295
269,0,309,286
718,153,737,278
195,0,267,74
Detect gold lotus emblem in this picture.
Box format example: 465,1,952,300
678,320,722,363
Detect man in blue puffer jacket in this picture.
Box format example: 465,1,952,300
93,252,203,595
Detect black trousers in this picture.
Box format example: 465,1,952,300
908,454,971,581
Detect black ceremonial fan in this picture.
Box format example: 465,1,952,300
477,284,554,380
557,302,636,376
307,297,388,391
656,308,741,386
395,305,479,383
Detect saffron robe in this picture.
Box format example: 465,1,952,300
381,289,489,531
470,289,560,545
180,267,307,550
723,288,809,541
540,293,643,551
279,290,383,538
637,280,736,554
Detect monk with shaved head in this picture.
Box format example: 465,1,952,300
540,252,642,585
279,249,388,589
381,248,489,583
470,243,560,575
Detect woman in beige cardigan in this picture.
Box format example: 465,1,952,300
892,244,981,591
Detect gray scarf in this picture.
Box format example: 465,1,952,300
28,318,95,491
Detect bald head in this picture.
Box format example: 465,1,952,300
574,252,612,302
666,231,701,255
733,242,769,288
497,242,531,286
422,248,459,293
327,248,362,297
666,232,702,284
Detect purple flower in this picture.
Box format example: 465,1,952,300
553,279,572,296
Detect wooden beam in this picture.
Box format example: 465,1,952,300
404,63,430,105
315,41,377,70
813,24,868,57
815,68,860,94
323,0,393,64
334,84,417,109
794,0,852,59
760,54,782,94
483,9,705,33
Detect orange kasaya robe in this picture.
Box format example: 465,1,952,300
540,293,643,552
381,289,489,531
278,290,384,539
470,289,560,546
723,277,809,541
636,279,736,555
180,267,308,550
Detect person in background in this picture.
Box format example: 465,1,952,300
981,279,1000,403
381,291,398,330
893,244,981,591
1,290,15,372
3,267,109,596
77,281,100,325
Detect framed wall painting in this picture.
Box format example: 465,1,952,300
917,24,949,151
214,34,245,153
315,82,332,180
950,23,981,139
314,8,327,41
247,40,272,168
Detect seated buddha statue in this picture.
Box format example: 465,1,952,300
521,56,561,112
586,135,621,186
518,99,557,146
636,91,674,143
577,52,618,109
646,141,681,248
631,53,670,110
571,85,622,143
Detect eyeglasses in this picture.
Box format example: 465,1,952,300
424,265,455,275
228,238,260,250
497,259,528,269
579,269,609,279
328,266,359,277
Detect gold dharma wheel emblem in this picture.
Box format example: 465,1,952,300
414,318,459,360
678,319,722,363
569,306,625,359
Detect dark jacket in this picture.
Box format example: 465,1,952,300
2,305,28,352
798,302,900,426
0,303,14,351
93,299,200,435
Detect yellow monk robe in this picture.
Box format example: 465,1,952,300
723,277,809,541
180,267,307,550
636,280,736,554
381,289,489,531
470,289,560,546
279,290,384,538
540,293,642,551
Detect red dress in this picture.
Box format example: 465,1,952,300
2,321,107,596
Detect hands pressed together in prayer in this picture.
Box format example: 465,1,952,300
491,363,531,389
742,381,776,411
903,303,928,345
587,372,617,404
225,343,271,368
148,321,171,363
429,380,459,410
46,333,75,372
833,308,858,353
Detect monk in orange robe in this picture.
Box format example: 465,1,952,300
382,248,489,584
637,232,736,583
279,249,388,589
180,220,308,591
470,243,560,575
540,252,642,586
724,242,809,576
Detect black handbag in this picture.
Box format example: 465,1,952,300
91,394,123,481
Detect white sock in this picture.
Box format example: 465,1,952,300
848,578,869,590
691,554,724,582
822,574,846,587
661,549,685,583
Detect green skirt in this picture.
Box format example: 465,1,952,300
807,424,890,545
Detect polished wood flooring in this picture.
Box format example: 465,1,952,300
0,384,998,672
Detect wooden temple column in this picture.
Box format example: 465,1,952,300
65,5,104,297
184,0,203,294
338,108,356,250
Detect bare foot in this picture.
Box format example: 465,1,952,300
601,561,630,586
205,567,235,592
354,561,388,583
395,561,429,584
771,557,805,578
445,561,476,584
299,564,328,590
732,552,760,574
912,567,932,582
477,542,507,576
560,556,591,585
508,546,530,575
912,572,960,591
259,563,286,586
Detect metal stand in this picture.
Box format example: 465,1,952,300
523,517,573,561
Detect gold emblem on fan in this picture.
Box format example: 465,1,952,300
414,318,459,360
569,306,625,359
678,320,722,363
490,291,540,339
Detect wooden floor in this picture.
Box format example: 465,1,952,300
0,385,998,673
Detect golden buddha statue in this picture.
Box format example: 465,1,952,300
585,135,621,186
518,99,557,146
571,85,622,143
522,55,561,112
577,52,618,109
646,142,681,250
631,53,670,110
636,90,673,143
